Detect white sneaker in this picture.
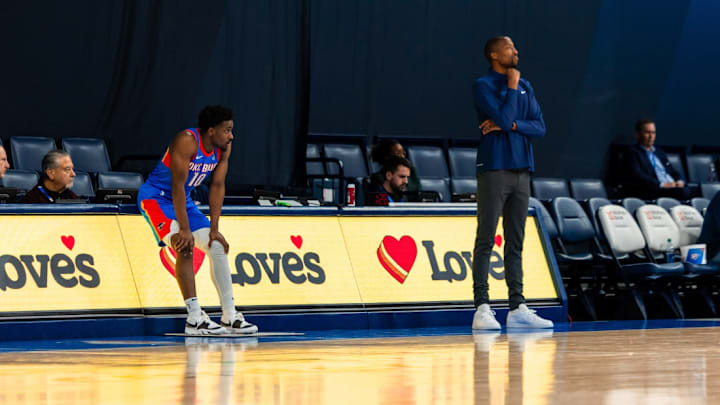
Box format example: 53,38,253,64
472,304,501,330
506,304,554,329
185,311,228,335
220,312,259,334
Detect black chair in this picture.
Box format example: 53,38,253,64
528,197,559,240
447,147,476,178
451,178,476,195
0,169,39,193
10,136,56,172
686,154,717,183
366,145,380,173
701,182,720,200
570,178,608,201
71,172,95,198
666,153,687,182
306,144,324,177
62,138,112,174
622,197,645,216
407,146,450,178
691,197,709,215
532,177,570,201
656,197,681,212
323,144,368,180
418,178,450,202
97,172,144,189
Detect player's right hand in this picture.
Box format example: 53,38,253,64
172,229,195,253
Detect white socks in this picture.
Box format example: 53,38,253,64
193,229,236,324
185,297,201,320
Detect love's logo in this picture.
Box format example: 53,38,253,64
377,235,417,284
159,246,205,277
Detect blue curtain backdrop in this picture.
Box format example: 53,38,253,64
2,0,719,188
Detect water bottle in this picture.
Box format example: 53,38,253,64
709,163,717,183
322,178,334,203
664,238,675,263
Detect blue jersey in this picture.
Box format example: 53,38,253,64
145,128,221,196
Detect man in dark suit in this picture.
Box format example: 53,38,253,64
624,119,691,200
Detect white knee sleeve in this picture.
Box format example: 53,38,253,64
193,228,236,319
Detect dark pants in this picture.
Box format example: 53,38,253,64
472,169,529,310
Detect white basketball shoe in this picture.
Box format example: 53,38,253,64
185,311,228,335
506,304,554,328
472,304,501,330
220,312,259,334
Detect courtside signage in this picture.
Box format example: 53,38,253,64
340,216,558,303
0,216,141,312
119,216,361,308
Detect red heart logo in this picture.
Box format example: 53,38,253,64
377,235,417,284
159,246,205,277
494,235,503,248
61,235,75,251
291,235,303,249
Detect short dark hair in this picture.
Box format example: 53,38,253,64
41,150,70,180
371,139,401,164
635,118,655,134
484,36,508,63
198,105,234,132
381,155,412,176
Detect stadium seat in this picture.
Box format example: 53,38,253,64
10,136,56,172
447,147,477,178
306,144,324,177
622,197,645,216
451,178,476,195
529,197,558,239
569,178,607,201
587,197,612,235
62,138,112,174
669,205,704,247
0,169,38,192
97,171,144,189
366,145,380,173
686,154,717,183
418,178,450,202
656,197,681,212
635,204,681,257
532,177,569,201
691,197,709,215
666,153,687,182
407,146,449,178
701,182,720,200
323,144,368,179
598,204,685,319
71,172,95,198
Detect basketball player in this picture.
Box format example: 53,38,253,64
138,105,258,335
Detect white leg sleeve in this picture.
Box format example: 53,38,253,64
193,228,236,321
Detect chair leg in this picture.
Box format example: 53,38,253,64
578,288,598,321
699,286,717,317
659,289,684,319
629,289,648,320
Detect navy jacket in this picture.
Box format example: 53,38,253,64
624,144,685,190
473,69,545,174
698,192,720,260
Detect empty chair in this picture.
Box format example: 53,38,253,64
701,182,720,200
306,144,324,177
622,197,645,216
323,144,368,179
62,138,111,174
0,169,39,192
686,154,717,183
528,197,558,240
97,172,144,189
666,153,687,181
451,178,476,195
532,177,570,201
570,178,607,200
635,204,681,255
587,197,612,235
418,178,450,202
656,197,681,212
691,197,710,215
669,205,704,247
447,147,477,178
10,136,56,172
407,146,449,178
70,172,94,198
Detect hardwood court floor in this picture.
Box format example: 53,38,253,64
1,325,720,404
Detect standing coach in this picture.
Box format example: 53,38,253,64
470,36,553,330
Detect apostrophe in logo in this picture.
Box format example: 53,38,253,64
376,235,417,284
159,246,205,277
0,235,100,290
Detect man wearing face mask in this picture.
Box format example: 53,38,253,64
470,36,553,330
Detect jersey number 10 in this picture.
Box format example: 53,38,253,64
187,172,208,187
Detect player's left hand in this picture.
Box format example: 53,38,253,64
480,119,501,135
208,229,230,254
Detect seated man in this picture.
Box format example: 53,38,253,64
370,155,412,203
697,192,720,264
624,119,691,200
25,150,82,203
369,139,420,193
0,145,9,179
